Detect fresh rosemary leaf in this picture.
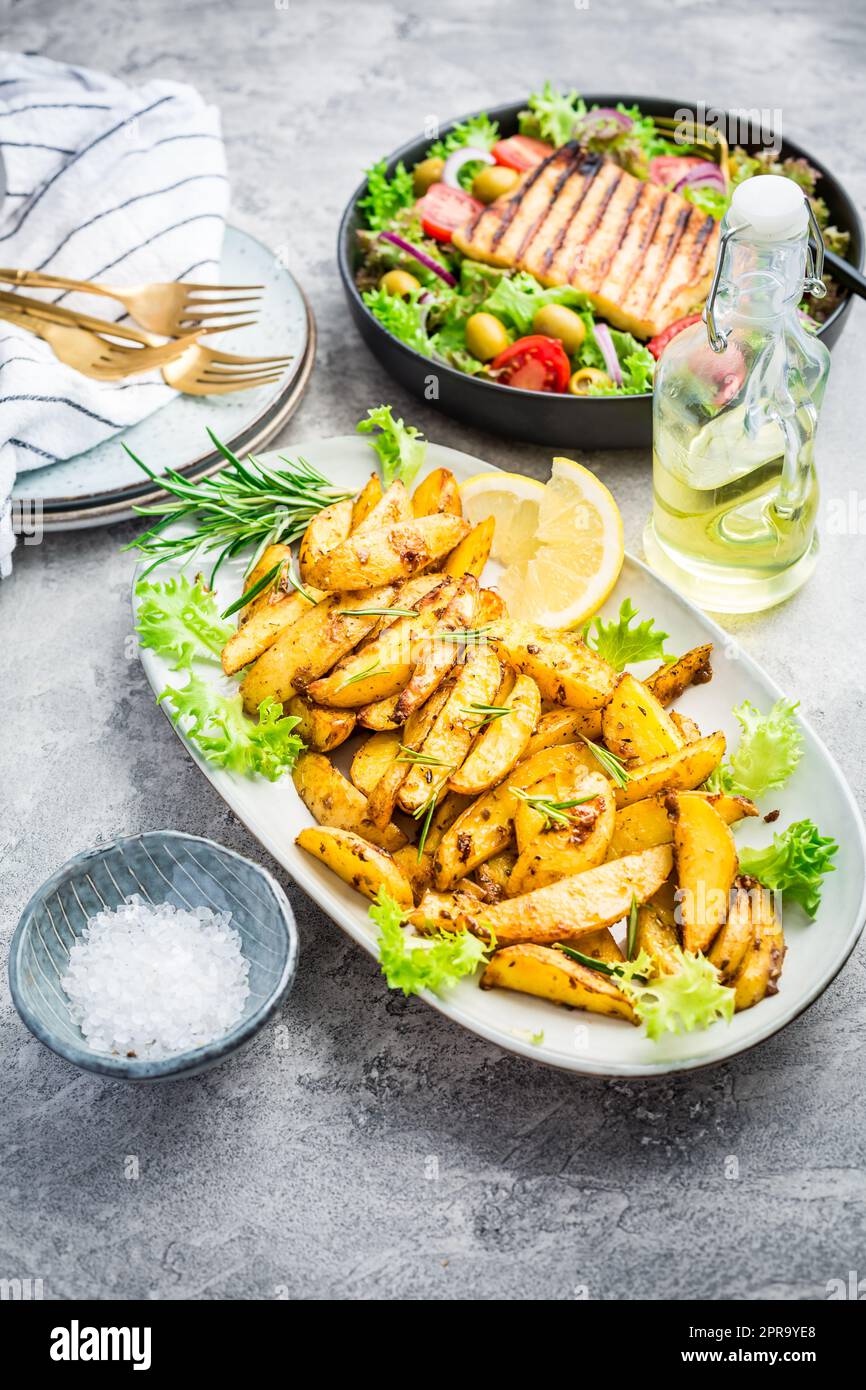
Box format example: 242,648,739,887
413,793,438,861
435,625,493,644
580,736,631,788
626,893,639,961
396,746,451,767
511,787,596,828
339,660,388,689
557,945,619,976
220,561,282,619
462,702,510,729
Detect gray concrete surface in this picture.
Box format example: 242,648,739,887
2,0,865,1301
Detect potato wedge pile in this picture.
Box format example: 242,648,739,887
222,467,786,1031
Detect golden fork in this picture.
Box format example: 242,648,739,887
0,267,263,336
1,297,293,391
0,305,206,380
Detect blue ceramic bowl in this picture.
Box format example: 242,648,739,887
9,831,298,1080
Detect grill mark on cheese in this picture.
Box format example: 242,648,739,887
619,190,667,297
539,151,603,274
489,148,571,251
516,146,583,263
596,180,647,283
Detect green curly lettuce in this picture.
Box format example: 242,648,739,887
481,270,591,336
135,574,232,670
370,889,491,996
707,698,803,799
158,674,302,781
575,320,655,395
582,598,672,671
617,947,734,1040
739,820,838,918
356,404,428,488
359,158,415,230
518,83,586,147
361,286,437,358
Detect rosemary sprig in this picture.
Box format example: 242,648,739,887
124,431,353,584
339,660,389,689
396,745,451,767
337,605,416,618
512,788,596,829
462,702,510,730
435,625,493,644
580,736,631,789
557,943,649,982
626,893,639,961
413,792,439,861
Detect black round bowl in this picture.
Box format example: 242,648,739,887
338,94,863,450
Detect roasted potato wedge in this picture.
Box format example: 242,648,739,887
398,644,502,814
408,887,487,933
286,696,356,752
602,673,684,762
634,902,682,975
667,791,738,954
448,674,541,796
709,875,768,982
393,578,478,724
614,731,726,807
579,928,626,965
475,851,517,902
434,743,599,890
306,513,469,590
292,752,406,852
645,644,713,706
351,473,383,530
457,845,673,947
412,467,462,518
366,683,453,829
443,516,495,579
222,586,322,676
351,479,412,536
731,885,785,1011
240,586,395,712
476,588,506,624
480,944,636,1021
514,772,558,854
522,706,603,758
350,730,401,796
492,621,616,710
508,772,615,895
307,578,460,707
670,711,702,744
295,826,413,908
608,789,758,858
298,497,353,582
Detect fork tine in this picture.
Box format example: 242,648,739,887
196,349,294,366
190,375,284,394
196,319,259,337
177,309,262,325
183,293,263,307
177,282,265,292
197,368,287,384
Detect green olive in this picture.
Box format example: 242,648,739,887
472,164,520,204
465,312,510,363
532,304,587,355
413,157,445,195
379,268,421,298
568,367,614,395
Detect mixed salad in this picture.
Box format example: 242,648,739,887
354,84,850,397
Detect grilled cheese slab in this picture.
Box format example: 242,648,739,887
452,144,719,339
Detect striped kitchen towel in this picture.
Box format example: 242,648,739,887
0,51,229,575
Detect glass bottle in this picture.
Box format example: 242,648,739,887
644,175,830,613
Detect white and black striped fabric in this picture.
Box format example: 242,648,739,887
0,51,228,574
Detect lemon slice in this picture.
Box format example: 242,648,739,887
460,458,624,628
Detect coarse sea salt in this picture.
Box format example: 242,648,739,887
61,895,250,1059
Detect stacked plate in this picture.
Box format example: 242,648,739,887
11,227,315,530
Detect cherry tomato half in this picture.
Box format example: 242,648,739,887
647,313,702,359
648,155,708,188
490,335,571,393
417,182,482,242
492,135,553,172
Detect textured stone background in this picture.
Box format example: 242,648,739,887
1,0,865,1300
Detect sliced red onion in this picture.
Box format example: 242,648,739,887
673,162,726,193
575,107,633,141
377,231,457,287
442,145,495,189
592,321,623,386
